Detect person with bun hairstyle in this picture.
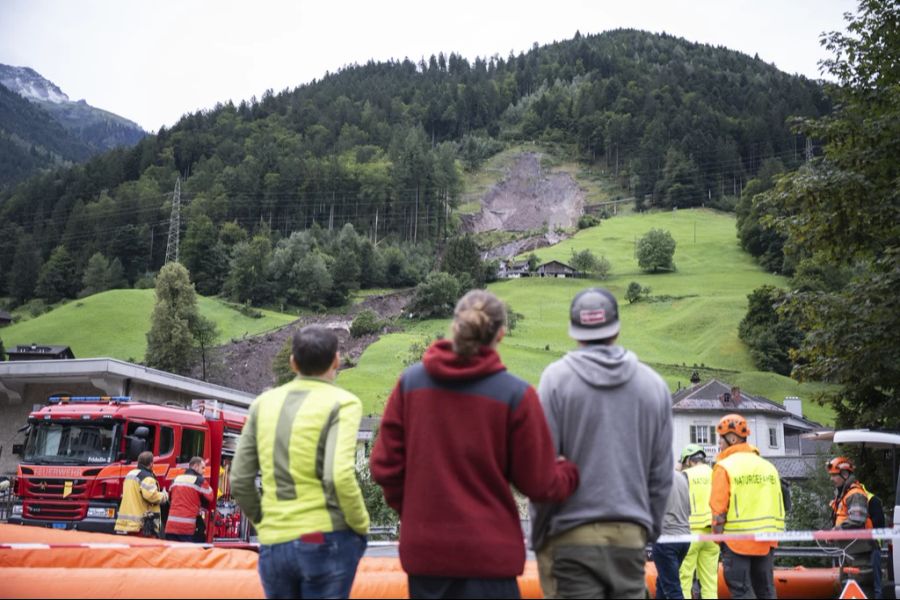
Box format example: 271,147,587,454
370,289,580,599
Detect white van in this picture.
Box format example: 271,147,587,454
805,429,900,599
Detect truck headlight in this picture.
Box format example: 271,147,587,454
86,507,116,519
12,504,23,515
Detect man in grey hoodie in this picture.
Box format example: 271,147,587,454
531,287,674,599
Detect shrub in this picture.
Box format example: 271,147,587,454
626,281,650,304
350,309,382,338
577,214,601,229
407,272,461,319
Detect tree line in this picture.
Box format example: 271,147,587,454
1,28,826,306
735,0,898,476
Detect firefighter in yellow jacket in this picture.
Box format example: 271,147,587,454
114,450,168,536
678,444,719,599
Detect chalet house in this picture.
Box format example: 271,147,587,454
7,343,75,361
497,259,530,279
536,260,577,278
671,379,825,480
0,311,12,327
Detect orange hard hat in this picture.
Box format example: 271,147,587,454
717,413,750,438
827,456,855,474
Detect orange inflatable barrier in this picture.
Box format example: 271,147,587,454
0,525,842,599
645,559,842,599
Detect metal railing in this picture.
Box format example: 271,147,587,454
0,491,18,523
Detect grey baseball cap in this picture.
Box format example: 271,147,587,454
568,287,621,341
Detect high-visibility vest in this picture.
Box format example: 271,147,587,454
684,463,713,532
831,481,874,529
718,451,785,533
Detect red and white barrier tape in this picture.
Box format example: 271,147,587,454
0,542,214,550
657,527,900,545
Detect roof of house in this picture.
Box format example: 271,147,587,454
8,344,75,358
672,379,822,429
0,310,12,322
768,456,820,480
539,260,575,270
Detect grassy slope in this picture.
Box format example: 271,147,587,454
1,289,296,362
339,208,835,424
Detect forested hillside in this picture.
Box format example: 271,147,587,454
0,84,93,186
0,28,828,308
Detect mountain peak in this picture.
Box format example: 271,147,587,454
0,64,70,104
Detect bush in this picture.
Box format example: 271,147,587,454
407,272,461,319
133,273,156,289
577,214,601,229
626,282,644,304
637,228,677,273
350,309,382,338
505,302,524,333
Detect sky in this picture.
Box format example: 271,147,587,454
0,0,857,133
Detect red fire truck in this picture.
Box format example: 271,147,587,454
9,396,251,543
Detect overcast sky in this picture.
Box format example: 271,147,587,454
0,0,856,132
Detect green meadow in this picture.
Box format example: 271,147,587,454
1,289,296,362
339,208,835,424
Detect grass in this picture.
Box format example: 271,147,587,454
339,208,836,424
1,289,296,363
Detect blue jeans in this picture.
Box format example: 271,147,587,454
653,542,690,599
257,530,367,599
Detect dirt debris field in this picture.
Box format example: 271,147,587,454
462,153,585,233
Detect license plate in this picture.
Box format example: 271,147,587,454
51,522,67,529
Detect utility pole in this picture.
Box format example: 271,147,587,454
165,177,182,264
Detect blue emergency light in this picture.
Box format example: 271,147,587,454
48,396,131,405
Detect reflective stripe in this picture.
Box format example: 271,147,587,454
140,481,158,491
167,515,196,524
116,514,144,523
170,481,212,494
273,390,308,500
317,402,346,531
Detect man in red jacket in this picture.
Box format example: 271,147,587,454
164,456,214,542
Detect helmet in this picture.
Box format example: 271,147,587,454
717,414,750,438
826,456,855,474
680,444,706,463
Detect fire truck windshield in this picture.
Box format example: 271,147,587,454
24,421,119,465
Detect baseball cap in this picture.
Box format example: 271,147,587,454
569,287,620,341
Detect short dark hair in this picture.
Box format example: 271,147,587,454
137,451,154,469
292,325,339,376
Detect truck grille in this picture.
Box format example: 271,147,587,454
24,478,89,499
24,500,86,520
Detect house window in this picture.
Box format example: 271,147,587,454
769,427,779,448
690,425,716,445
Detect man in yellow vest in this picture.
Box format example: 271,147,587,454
678,444,719,599
114,450,168,536
231,325,370,599
710,414,784,599
827,456,878,599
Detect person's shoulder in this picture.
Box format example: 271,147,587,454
539,355,572,380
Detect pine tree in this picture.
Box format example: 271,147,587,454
145,263,199,374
